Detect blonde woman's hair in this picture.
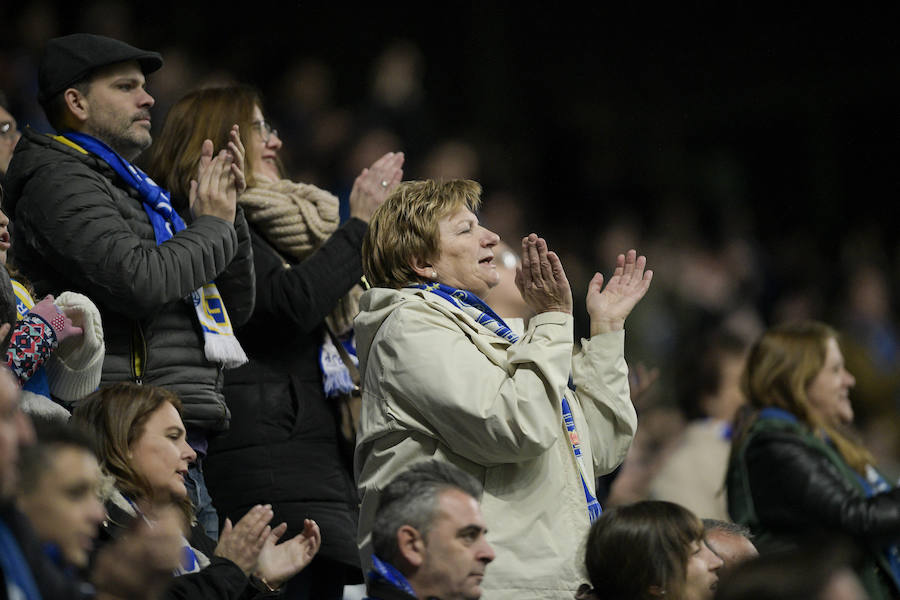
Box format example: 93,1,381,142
362,179,482,290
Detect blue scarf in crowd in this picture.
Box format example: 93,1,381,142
0,517,42,600
54,132,247,368
365,554,418,598
410,282,602,522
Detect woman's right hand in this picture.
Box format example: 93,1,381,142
514,233,573,315
213,504,274,575
349,151,405,223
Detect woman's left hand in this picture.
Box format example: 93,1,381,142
225,124,247,194
255,519,321,589
586,249,652,336
349,152,405,223
213,504,274,575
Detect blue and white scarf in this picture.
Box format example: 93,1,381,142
366,554,418,598
321,331,358,398
411,282,602,522
56,133,247,368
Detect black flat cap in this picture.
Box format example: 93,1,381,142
38,33,163,103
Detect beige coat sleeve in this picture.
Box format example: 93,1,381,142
369,301,575,466
571,330,638,475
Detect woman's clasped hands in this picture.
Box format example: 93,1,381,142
514,234,652,336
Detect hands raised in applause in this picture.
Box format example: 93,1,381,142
349,151,405,223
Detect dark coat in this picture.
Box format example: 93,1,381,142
3,129,255,433
205,218,367,581
727,411,900,600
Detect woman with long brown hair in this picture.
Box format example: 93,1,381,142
148,85,402,599
726,320,900,600
73,382,320,599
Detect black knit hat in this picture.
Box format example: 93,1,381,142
38,33,163,103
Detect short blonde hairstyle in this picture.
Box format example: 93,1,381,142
362,179,482,289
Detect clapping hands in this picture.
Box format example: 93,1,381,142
255,518,322,590
189,125,246,223
213,505,321,589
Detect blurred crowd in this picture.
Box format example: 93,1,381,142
2,3,900,600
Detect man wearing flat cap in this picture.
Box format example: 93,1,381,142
1,33,256,539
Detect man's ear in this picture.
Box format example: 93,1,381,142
63,87,90,125
409,256,434,280
396,524,427,569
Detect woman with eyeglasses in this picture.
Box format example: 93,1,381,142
148,85,403,600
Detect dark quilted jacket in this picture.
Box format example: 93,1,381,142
2,128,255,432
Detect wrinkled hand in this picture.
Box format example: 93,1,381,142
189,140,238,223
214,504,274,575
255,519,321,589
514,233,573,315
349,151,405,222
586,249,652,336
91,505,183,600
29,295,83,342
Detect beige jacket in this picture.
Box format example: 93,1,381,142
353,287,637,599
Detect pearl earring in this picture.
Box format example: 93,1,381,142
431,270,438,279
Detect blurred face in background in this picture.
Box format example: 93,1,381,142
807,337,856,427
0,369,33,498
17,445,105,568
0,105,20,175
0,209,10,265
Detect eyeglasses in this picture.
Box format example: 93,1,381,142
0,121,17,137
251,119,278,144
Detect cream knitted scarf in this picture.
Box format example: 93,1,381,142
238,175,341,259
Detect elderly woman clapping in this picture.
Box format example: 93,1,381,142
354,179,652,599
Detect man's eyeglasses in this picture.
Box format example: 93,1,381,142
252,120,278,144
0,122,17,137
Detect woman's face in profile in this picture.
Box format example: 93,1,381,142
129,401,196,504
683,539,723,600
249,104,282,182
806,337,856,427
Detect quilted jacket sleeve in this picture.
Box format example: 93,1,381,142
211,206,256,328
14,157,240,319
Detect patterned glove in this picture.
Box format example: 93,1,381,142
28,295,83,343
